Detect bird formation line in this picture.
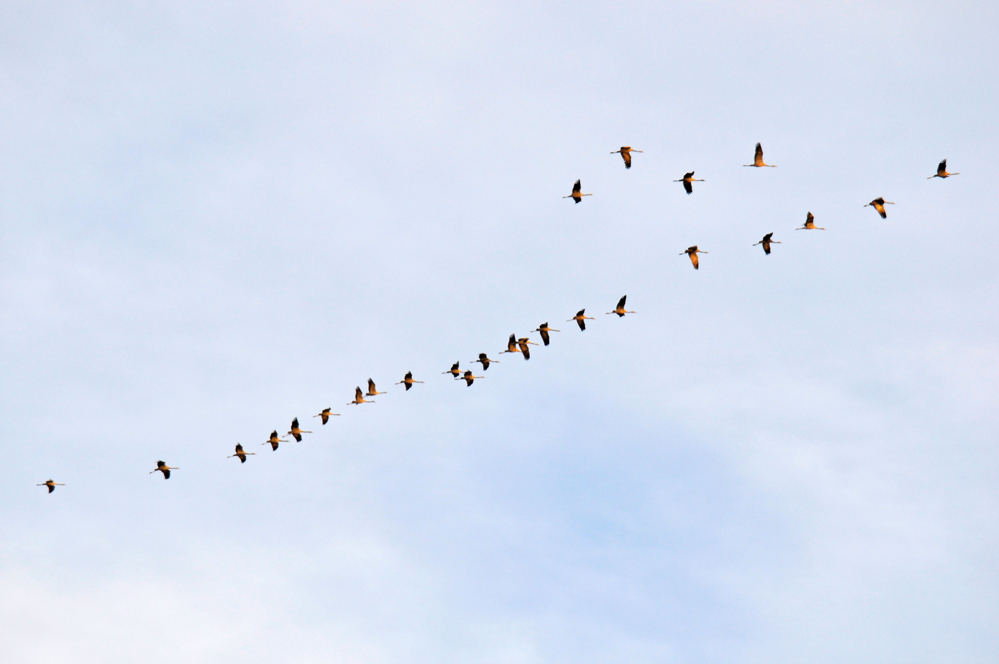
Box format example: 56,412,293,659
34,147,958,491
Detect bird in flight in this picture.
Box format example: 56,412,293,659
458,370,483,386
287,417,312,442
532,323,560,346
313,408,340,424
606,295,635,317
611,146,643,169
473,353,499,370
228,443,255,463
563,179,592,204
348,386,373,405
150,460,177,479
37,479,64,494
263,430,287,451
365,378,386,397
753,233,781,255
928,159,959,179
744,142,776,167
673,171,704,195
568,309,594,331
517,337,537,360
396,371,424,391
500,333,521,356
865,197,895,219
796,212,825,230
681,246,707,269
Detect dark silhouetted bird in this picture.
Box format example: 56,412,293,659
673,171,704,195
754,233,781,255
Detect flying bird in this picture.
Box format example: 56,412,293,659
532,322,560,346
606,295,635,317
796,212,825,230
928,159,959,179
611,146,643,169
228,443,255,463
563,179,592,204
743,142,776,167
753,233,781,255
313,408,340,424
473,353,499,370
287,417,312,442
681,246,707,269
348,386,373,405
865,197,895,219
443,362,461,378
568,309,594,331
458,370,483,386
673,171,704,195
365,378,386,397
37,480,64,494
263,430,287,451
517,337,537,360
396,371,424,390
149,460,177,479
500,333,521,356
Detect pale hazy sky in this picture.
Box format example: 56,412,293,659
2,2,998,663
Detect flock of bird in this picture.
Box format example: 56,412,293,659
36,145,959,492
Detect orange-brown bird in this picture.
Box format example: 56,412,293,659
499,333,521,356
228,443,255,463
563,179,592,204
744,142,776,167
442,362,461,378
796,212,825,230
568,309,594,331
865,197,895,219
313,408,340,425
532,322,560,346
753,233,781,255
606,295,635,317
348,386,373,405
928,159,958,179
673,171,704,195
681,246,707,269
263,430,287,451
473,353,499,370
517,337,537,360
37,479,64,493
287,417,312,442
396,371,424,391
458,370,483,386
611,146,643,169
149,460,177,479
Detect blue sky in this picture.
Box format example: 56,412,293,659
2,2,998,662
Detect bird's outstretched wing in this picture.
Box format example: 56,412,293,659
616,295,627,309
683,180,693,195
